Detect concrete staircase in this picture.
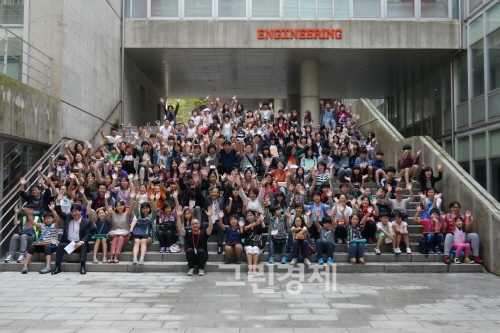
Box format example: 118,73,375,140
0,184,484,274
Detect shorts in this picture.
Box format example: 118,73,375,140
244,246,262,255
378,232,395,244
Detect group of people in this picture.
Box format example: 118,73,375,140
4,96,483,276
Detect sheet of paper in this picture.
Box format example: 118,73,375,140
64,241,76,254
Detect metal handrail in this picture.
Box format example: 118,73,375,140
88,100,123,144
0,24,52,59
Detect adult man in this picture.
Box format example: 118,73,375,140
217,141,239,175
176,205,214,276
204,187,225,254
53,204,91,275
161,98,180,123
158,119,173,138
398,144,421,184
91,183,116,211
19,177,52,217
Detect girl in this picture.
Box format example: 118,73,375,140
300,148,317,172
171,143,185,165
392,210,411,254
88,205,111,264
191,109,201,126
303,110,313,126
259,147,278,175
419,163,443,193
346,213,368,264
167,160,182,182
130,199,157,265
364,132,377,160
420,187,443,219
178,207,194,253
105,197,133,263
243,211,265,274
69,152,88,174
269,191,290,215
312,162,331,191
290,216,310,265
451,216,474,264
345,166,364,198
358,196,379,243
220,213,244,265
156,203,177,253
224,186,244,220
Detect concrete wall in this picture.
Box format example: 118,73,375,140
0,73,61,144
125,20,459,49
28,0,122,141
354,98,500,275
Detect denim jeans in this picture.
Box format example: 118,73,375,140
425,233,444,249
316,239,335,259
291,239,309,259
269,238,286,257
348,242,365,258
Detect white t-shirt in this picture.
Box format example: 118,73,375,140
333,205,352,222
376,222,392,234
160,125,173,137
106,135,120,144
191,116,201,126
391,220,408,233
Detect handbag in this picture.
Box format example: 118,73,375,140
107,228,130,238
246,232,267,250
271,233,287,244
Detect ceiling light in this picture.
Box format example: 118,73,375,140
203,67,208,70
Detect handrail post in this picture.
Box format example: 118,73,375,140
3,28,8,75
26,44,31,86
47,57,52,95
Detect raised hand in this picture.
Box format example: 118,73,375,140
176,205,183,215
465,210,472,218
339,205,345,212
206,205,212,217
326,209,333,217
238,220,245,227
305,210,312,216
316,210,321,218
111,173,118,180
371,198,378,206
418,192,426,200
406,183,413,190
344,176,351,182
437,163,442,171
243,200,248,206
367,206,374,214
416,205,422,212
218,211,224,219
20,177,27,185
135,193,141,200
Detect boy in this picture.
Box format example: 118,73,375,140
21,205,60,274
398,144,421,184
266,205,288,264
415,206,443,254
99,126,123,151
354,147,373,179
392,210,411,254
315,212,335,265
374,212,397,254
371,151,387,186
50,154,69,184
380,166,399,199
317,148,333,165
5,204,40,263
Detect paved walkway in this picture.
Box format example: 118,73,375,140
0,271,499,332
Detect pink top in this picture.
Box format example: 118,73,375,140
453,228,466,244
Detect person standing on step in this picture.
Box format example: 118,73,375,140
176,204,214,276
314,210,335,265
53,204,91,275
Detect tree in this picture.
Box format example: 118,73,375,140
167,98,207,123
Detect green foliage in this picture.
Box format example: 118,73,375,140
167,98,207,123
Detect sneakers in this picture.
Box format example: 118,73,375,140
327,257,334,265
428,248,435,254
17,255,25,263
411,178,418,184
180,247,185,253
393,248,401,255
310,238,316,244
198,269,205,276
338,239,343,244
281,256,287,264
473,257,484,264
374,248,381,255
235,259,242,264
187,268,194,276
269,256,275,264
304,259,311,265
138,259,145,265
217,245,223,255
454,257,461,264
21,266,28,274
132,258,138,265
159,247,165,253
318,258,324,265
464,258,474,264
435,248,442,254
39,267,52,274
368,238,373,244
224,258,231,264
406,248,412,254
290,258,297,265
4,254,14,263
443,256,451,265
164,247,170,253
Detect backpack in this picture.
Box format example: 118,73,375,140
132,218,152,238
418,237,428,258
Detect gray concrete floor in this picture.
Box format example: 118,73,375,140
0,271,499,332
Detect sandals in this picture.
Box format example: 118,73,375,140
114,258,119,263
351,258,357,265
107,258,114,263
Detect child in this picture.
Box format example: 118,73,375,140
371,151,387,186
354,147,373,179
415,206,443,254
451,216,474,264
5,204,40,263
315,211,335,265
374,212,397,254
346,213,369,264
130,200,157,265
21,205,60,274
219,213,244,265
88,205,111,263
391,210,411,254
178,207,195,253
290,216,310,265
50,154,70,184
267,205,289,264
156,203,177,253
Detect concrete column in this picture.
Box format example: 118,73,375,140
300,60,319,124
273,98,284,112
287,94,300,116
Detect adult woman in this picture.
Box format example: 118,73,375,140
332,194,352,243
259,146,279,175
130,198,157,264
333,147,353,182
441,202,483,265
243,210,265,274
357,196,379,243
224,186,244,220
105,196,134,263
300,148,317,172
156,203,177,253
419,162,443,193
364,132,377,160
303,110,313,126
388,184,414,219
238,180,266,214
111,173,134,208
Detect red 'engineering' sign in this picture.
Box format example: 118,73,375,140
257,29,343,40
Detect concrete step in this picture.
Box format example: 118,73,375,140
0,261,484,274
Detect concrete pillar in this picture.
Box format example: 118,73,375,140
300,60,319,124
273,98,284,113
287,94,300,116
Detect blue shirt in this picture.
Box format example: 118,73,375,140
354,156,371,166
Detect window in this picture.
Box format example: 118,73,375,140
334,0,349,19
487,28,500,92
470,16,484,45
469,0,482,14
387,0,414,19
471,39,485,98
456,51,468,104
140,86,145,111
473,133,486,159
405,87,413,127
487,2,500,34
421,0,448,19
471,97,485,124
491,129,500,156
218,0,246,17
283,0,299,19
473,159,487,188
353,0,381,18
0,0,24,24
490,157,500,201
458,136,470,161
185,0,212,17
131,0,147,18
317,0,333,19
151,0,179,17
301,0,316,19
252,0,279,17
490,91,500,118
